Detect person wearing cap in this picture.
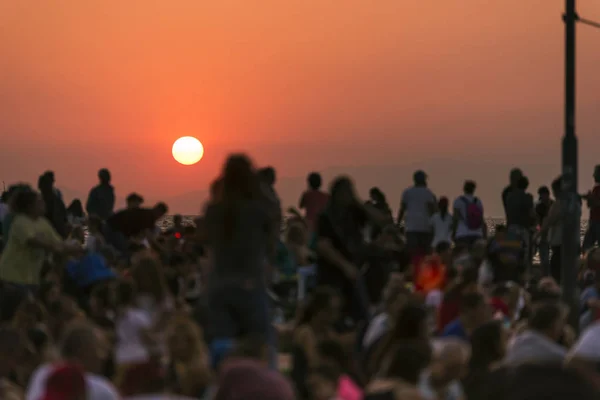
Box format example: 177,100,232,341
397,170,436,258
40,363,86,400
86,168,115,221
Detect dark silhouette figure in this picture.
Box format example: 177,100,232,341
86,169,115,220
38,172,68,238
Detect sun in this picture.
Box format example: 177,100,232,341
172,136,204,165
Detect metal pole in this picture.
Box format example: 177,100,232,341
561,0,580,329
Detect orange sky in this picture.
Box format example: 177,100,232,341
1,1,600,214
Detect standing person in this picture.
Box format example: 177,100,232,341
536,186,554,274
505,176,535,269
258,166,282,263
38,172,68,238
397,170,436,258
452,181,486,249
502,168,523,218
86,168,115,221
204,154,276,367
583,165,600,253
299,172,329,232
366,187,393,240
316,176,388,326
430,197,453,249
539,177,564,283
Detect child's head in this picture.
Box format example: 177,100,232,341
438,197,449,213
309,365,340,400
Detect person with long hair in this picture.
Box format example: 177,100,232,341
204,154,276,368
316,176,388,326
430,197,452,249
462,321,507,400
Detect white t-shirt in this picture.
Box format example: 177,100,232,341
115,307,153,365
452,195,484,239
569,321,600,359
27,364,119,400
429,213,452,247
401,187,436,233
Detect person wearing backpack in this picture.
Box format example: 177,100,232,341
452,180,486,248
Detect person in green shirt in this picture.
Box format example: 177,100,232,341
0,190,79,290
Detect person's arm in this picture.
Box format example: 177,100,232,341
539,201,561,237
316,238,358,280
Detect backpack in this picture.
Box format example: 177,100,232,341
461,196,483,230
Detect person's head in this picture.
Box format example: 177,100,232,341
69,226,85,244
470,320,507,369
386,340,432,384
369,187,386,204
167,316,207,363
115,279,136,309
430,338,471,384
98,168,111,185
551,176,563,198
67,199,84,218
39,281,61,308
126,193,144,209
435,241,452,265
460,292,489,328
413,170,427,186
258,166,276,186
42,363,87,400
510,168,523,186
12,299,47,332
463,180,477,195
220,154,260,202
308,172,322,190
438,197,449,214
12,189,45,218
173,214,183,227
131,257,167,304
538,186,550,201
87,215,102,234
329,176,357,209
471,239,487,264
60,321,108,374
528,301,568,342
308,365,340,400
297,287,339,327
152,202,168,218
517,176,529,191
0,327,24,377
89,283,113,318
594,165,600,184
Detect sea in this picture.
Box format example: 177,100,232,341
159,216,590,242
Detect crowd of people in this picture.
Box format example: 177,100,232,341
0,157,599,399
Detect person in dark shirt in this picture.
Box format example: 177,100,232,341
505,176,535,269
501,168,523,218
86,169,115,220
583,165,600,253
316,176,388,325
536,186,553,273
38,172,68,238
106,202,168,238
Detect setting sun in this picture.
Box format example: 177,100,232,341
172,136,204,165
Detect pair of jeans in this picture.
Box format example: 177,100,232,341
207,283,275,369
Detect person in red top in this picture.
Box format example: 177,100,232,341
299,172,329,232
583,165,600,253
41,364,86,400
415,242,450,295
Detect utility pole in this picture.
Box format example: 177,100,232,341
561,0,580,328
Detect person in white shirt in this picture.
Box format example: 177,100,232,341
430,197,453,248
397,170,436,255
452,180,486,248
27,321,119,400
